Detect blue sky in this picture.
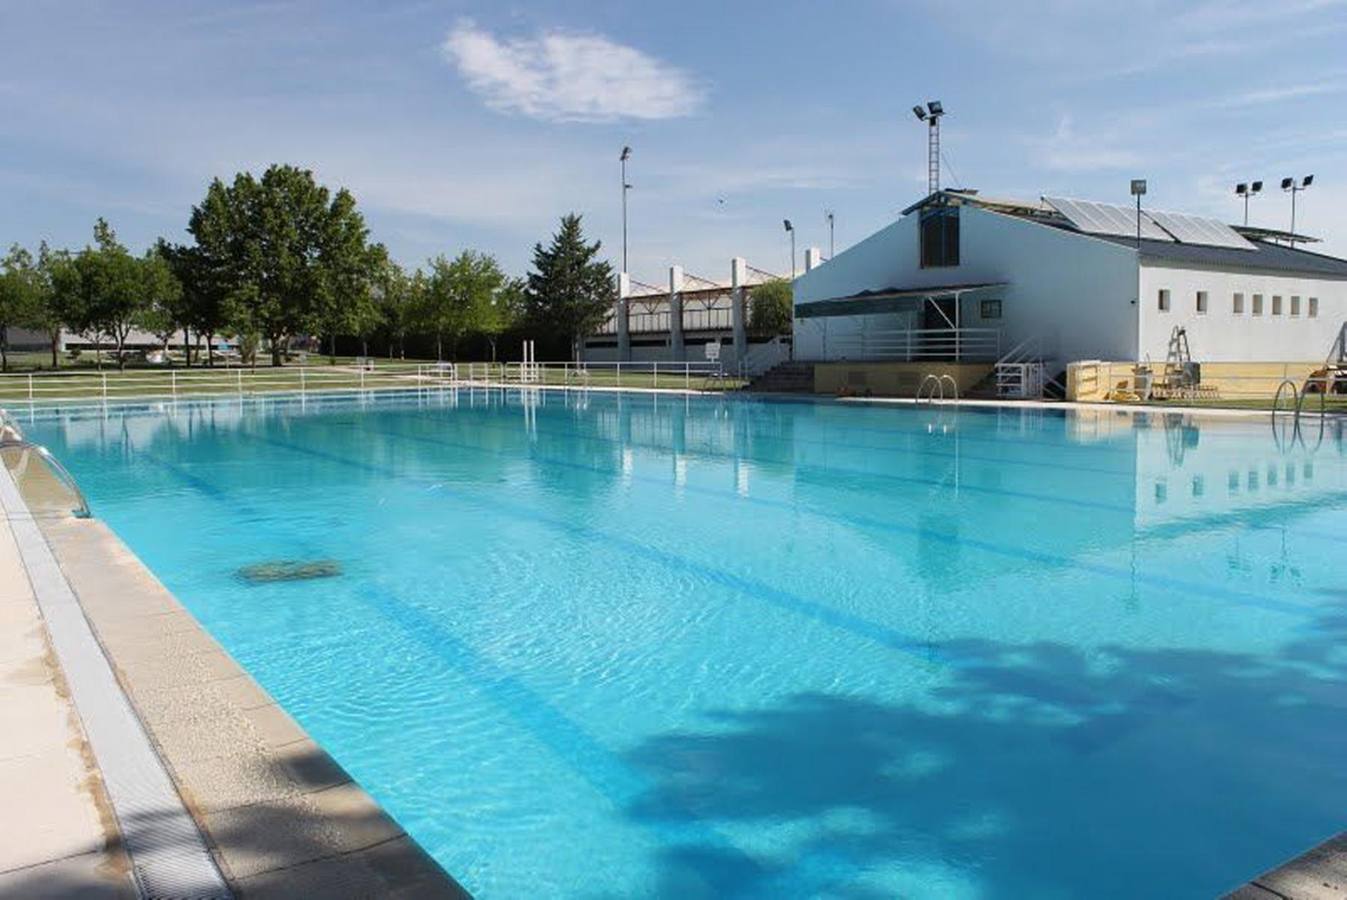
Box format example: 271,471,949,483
3,0,1346,283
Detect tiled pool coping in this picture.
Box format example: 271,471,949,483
0,458,468,898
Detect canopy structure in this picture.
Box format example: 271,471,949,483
794,282,1007,321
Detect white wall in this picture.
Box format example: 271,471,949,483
792,205,1141,365
1138,263,1346,362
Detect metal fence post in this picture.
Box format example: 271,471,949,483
28,374,34,403
236,368,243,395
171,370,177,399
617,362,622,388
360,365,365,391
300,367,306,395
653,362,658,389
101,372,107,402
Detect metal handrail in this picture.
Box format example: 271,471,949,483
939,374,959,401
0,438,91,518
917,374,943,403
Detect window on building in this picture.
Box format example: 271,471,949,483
1271,295,1283,315
1158,289,1171,312
1252,294,1264,316
1309,297,1319,318
980,299,1002,319
1233,292,1244,314
919,206,960,268
1290,295,1301,316
1196,290,1208,314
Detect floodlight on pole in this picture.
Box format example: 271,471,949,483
1282,174,1313,246
1130,179,1147,249
1234,180,1262,226
825,210,835,259
913,100,945,195
783,219,796,279
620,146,632,273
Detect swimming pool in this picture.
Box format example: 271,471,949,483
19,389,1347,898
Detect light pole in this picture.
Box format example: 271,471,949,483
825,210,835,259
1130,178,1147,249
1281,175,1313,245
620,146,632,272
1234,180,1263,226
783,219,796,278
911,100,945,195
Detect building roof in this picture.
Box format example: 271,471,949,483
1092,234,1347,279
903,189,1347,281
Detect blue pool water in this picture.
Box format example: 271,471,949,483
18,389,1347,898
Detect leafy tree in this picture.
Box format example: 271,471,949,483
420,250,506,362
34,244,68,369
0,245,45,372
748,279,794,337
479,276,524,362
187,164,379,366
134,249,184,357
157,241,232,367
376,260,417,360
524,214,615,359
86,219,145,369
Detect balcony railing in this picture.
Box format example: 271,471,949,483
822,327,1001,362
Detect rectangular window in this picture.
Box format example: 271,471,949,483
1158,289,1171,312
1272,295,1283,315
1196,290,1208,314
1290,295,1301,317
1232,292,1244,314
980,299,1002,319
919,206,960,268
1309,297,1318,318
1252,294,1264,316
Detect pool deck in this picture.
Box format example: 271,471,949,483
1224,833,1347,899
0,457,467,897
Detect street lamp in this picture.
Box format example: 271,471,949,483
783,219,796,278
1130,179,1147,249
620,146,632,273
1234,180,1263,226
912,100,945,194
825,210,835,259
1281,175,1313,245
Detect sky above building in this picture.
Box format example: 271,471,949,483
3,0,1346,282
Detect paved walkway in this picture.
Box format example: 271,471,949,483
0,512,134,897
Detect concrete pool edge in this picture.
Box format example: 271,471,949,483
1,465,469,898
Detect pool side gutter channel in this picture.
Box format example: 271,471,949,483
0,465,232,897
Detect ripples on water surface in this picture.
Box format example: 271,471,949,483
20,389,1347,898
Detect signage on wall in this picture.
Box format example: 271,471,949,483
704,342,721,361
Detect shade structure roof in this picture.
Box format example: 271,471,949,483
794,282,1007,319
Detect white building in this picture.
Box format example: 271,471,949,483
792,190,1347,389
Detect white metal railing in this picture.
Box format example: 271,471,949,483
0,358,744,405
738,338,793,377
917,373,959,403
825,327,1000,362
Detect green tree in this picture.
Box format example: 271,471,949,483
478,276,524,362
134,250,184,357
157,241,231,367
420,250,506,362
0,245,44,372
187,165,379,366
376,260,417,360
524,214,615,359
34,244,68,369
49,220,144,369
748,279,793,337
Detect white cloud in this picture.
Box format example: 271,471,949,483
441,20,703,123
1034,116,1141,173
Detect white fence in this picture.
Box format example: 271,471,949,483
0,360,737,405
823,327,1001,362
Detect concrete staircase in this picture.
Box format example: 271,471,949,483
746,360,815,393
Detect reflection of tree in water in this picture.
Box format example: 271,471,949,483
624,606,1347,899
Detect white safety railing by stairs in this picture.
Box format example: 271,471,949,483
994,335,1050,399
826,327,1000,362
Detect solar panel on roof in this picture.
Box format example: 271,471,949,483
1043,196,1172,241
1144,210,1254,250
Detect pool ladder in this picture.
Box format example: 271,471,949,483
917,373,959,404
0,412,92,518
1272,378,1326,452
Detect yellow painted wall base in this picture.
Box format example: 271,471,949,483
1067,360,1325,402
813,362,993,397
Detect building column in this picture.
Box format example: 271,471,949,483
669,265,685,362
804,247,823,272
617,272,632,362
730,257,748,367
